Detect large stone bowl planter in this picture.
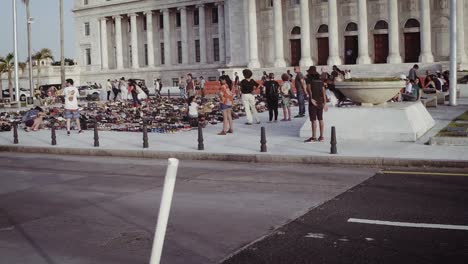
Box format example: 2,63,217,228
335,80,405,105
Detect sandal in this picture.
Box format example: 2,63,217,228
227,129,233,133
217,131,227,135
304,137,316,143
318,137,324,142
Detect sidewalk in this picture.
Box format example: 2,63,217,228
0,99,467,167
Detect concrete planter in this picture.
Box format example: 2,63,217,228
335,81,405,105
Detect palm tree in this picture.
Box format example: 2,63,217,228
0,53,15,100
33,48,54,89
19,62,27,74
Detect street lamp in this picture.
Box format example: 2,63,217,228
449,0,457,106
12,0,20,107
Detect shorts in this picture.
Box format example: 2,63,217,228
220,104,232,111
309,105,323,121
65,110,80,119
282,96,291,107
25,119,34,127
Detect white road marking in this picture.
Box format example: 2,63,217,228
383,171,468,177
0,226,14,231
348,218,468,231
365,237,374,241
305,233,325,239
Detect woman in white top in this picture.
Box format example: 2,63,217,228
187,96,199,118
119,77,128,100
280,73,292,121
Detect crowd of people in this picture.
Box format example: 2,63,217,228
3,63,456,143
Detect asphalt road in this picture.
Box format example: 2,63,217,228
0,152,376,264
222,170,468,264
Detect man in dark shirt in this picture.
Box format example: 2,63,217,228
264,73,280,122
294,66,306,118
408,64,419,81
305,67,327,143
240,69,260,125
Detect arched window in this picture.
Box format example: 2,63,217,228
345,22,358,31
291,26,301,35
374,20,389,30
405,19,420,28
317,24,328,33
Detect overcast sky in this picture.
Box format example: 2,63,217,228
0,0,75,61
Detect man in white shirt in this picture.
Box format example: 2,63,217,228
63,79,82,135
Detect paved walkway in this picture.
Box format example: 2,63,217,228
0,99,467,166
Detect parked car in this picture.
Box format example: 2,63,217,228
77,85,102,101
2,88,31,101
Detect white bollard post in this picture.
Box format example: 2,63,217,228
149,158,179,264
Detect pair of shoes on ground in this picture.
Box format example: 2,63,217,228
304,136,324,143
218,129,233,135
245,121,261,125
294,114,305,118
67,130,84,136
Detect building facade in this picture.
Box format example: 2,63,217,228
73,0,468,85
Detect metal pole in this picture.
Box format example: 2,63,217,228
149,158,179,264
13,122,18,144
330,126,337,154
94,119,99,147
449,0,457,106
197,125,204,150
13,0,20,106
51,120,57,146
26,0,34,98
143,119,149,148
60,0,65,89
260,126,267,152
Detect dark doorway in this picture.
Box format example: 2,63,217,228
404,32,421,63
374,34,389,63
317,38,329,65
344,36,358,65
290,39,301,66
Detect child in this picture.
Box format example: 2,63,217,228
217,76,234,135
187,96,199,127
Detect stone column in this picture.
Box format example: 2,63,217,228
357,0,371,64
327,0,342,65
178,7,189,65
198,4,207,64
299,0,313,67
114,16,124,69
145,11,155,67
162,9,172,65
387,0,401,63
129,13,139,68
216,2,226,63
419,0,434,62
247,0,260,68
100,18,109,70
273,0,286,67
457,0,468,64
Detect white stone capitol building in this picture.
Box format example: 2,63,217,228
73,0,468,85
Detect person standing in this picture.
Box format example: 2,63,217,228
154,78,161,97
63,79,82,135
263,73,280,122
186,74,195,98
198,76,206,98
112,80,120,101
234,72,240,98
240,69,261,125
106,79,112,101
217,76,234,135
294,66,306,118
408,64,419,81
119,77,128,101
127,79,141,107
179,76,186,98
280,73,292,121
304,74,327,143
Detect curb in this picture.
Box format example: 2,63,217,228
1,145,467,168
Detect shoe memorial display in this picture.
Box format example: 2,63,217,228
0,96,250,134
